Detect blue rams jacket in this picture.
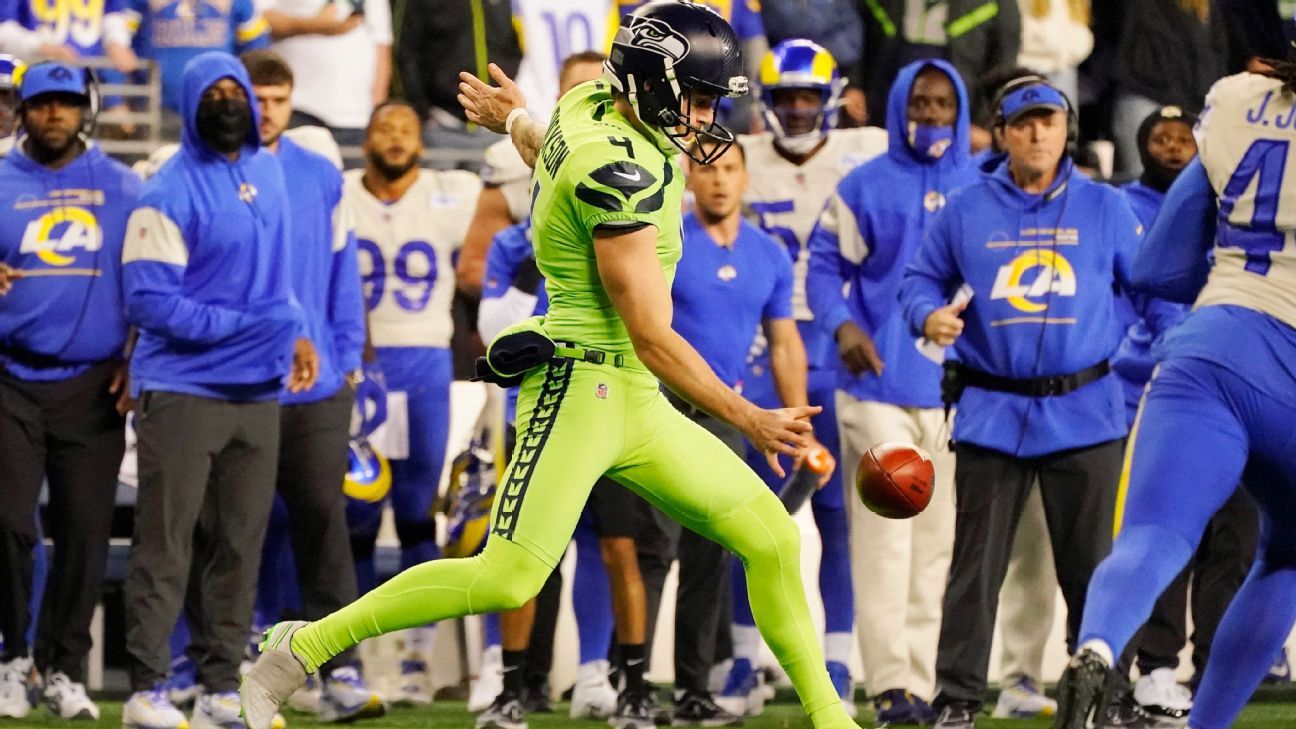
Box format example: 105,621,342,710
276,136,365,405
0,142,141,380
122,51,300,400
1110,179,1189,424
807,58,981,409
900,156,1143,457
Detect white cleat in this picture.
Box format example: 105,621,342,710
43,671,99,720
468,646,505,713
318,667,386,723
122,688,189,729
191,692,245,729
1135,668,1192,726
0,657,32,719
570,660,618,719
993,676,1058,718
393,656,433,706
240,622,310,729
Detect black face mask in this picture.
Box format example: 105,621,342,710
196,97,252,154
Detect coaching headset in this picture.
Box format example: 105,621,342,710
16,61,102,138
990,75,1079,155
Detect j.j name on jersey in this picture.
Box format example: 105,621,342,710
19,207,103,266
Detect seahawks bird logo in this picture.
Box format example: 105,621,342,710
620,17,690,61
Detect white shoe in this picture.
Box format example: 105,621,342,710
43,672,99,720
394,656,433,706
570,660,618,719
192,691,244,729
318,667,386,723
1135,668,1192,725
0,657,33,719
286,675,320,714
993,676,1057,718
468,646,504,713
123,688,189,729
240,622,309,729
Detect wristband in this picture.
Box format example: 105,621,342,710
505,108,530,135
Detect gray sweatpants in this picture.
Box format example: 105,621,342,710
124,391,280,693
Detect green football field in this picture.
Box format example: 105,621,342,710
11,700,1296,729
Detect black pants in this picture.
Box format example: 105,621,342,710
0,362,124,682
124,392,279,692
1136,487,1259,674
637,394,738,694
275,388,360,672
934,439,1123,709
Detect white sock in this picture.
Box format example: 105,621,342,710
1078,639,1114,667
406,625,438,655
823,632,853,666
732,624,761,662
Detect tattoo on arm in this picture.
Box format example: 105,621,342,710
511,117,547,169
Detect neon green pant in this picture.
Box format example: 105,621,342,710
292,357,853,727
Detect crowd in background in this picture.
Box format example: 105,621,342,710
1,2,1296,729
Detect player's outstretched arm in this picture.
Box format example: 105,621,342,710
594,224,819,475
458,64,546,169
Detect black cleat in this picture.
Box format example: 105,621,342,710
933,703,977,729
477,691,527,729
671,691,742,727
610,689,657,729
1055,649,1112,729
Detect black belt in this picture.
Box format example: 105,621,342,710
942,359,1110,404
0,343,84,370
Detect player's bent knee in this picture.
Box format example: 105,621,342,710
598,536,638,571
469,540,553,612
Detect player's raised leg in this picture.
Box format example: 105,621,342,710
240,359,621,729
611,391,855,729
1053,359,1248,729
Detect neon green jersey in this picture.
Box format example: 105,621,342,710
529,79,685,353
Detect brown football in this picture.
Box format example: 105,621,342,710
856,442,935,519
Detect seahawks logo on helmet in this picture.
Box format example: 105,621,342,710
619,17,690,62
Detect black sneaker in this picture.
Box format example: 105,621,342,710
934,703,977,729
1102,687,1152,729
1054,649,1111,729
522,682,552,714
671,691,742,727
476,691,527,729
610,689,657,729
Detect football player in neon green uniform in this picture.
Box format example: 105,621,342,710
241,4,856,728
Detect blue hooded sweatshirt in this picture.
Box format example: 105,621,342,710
122,51,300,401
806,59,981,409
900,155,1143,458
276,135,365,405
1109,179,1188,424
0,142,141,380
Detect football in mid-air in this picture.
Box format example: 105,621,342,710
856,443,935,519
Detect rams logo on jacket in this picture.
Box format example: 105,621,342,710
990,248,1077,313
19,206,103,266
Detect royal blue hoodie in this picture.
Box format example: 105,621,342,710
122,51,300,401
807,59,981,409
1110,179,1189,423
276,136,365,405
900,156,1143,457
0,142,141,380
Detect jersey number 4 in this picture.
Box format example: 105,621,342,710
1219,139,1289,275
357,239,438,312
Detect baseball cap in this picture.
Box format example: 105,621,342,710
19,62,90,103
1000,83,1068,125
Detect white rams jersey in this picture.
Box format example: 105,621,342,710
1196,73,1296,329
344,169,483,348
512,0,616,122
739,127,888,320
